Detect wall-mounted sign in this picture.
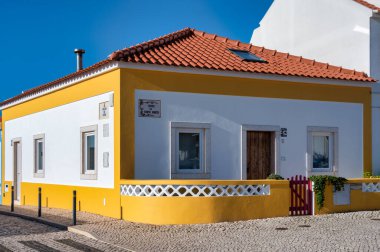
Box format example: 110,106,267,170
138,99,161,118
281,128,287,137
99,101,110,120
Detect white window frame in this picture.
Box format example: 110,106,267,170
33,134,45,178
241,125,281,180
307,126,338,176
171,122,211,179
80,125,98,180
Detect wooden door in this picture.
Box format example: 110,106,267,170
247,131,274,179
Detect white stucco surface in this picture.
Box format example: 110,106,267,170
251,0,372,73
4,92,114,188
135,90,364,180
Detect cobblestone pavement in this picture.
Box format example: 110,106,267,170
0,215,129,251
75,211,380,252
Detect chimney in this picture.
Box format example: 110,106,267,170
74,48,85,71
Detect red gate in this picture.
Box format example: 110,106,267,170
289,175,313,216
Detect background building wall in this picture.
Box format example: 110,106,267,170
135,90,364,179
251,0,372,73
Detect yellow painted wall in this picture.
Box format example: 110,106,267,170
120,180,290,225
315,179,380,214
1,70,122,218
21,182,120,218
120,68,372,179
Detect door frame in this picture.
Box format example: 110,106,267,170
241,125,280,180
12,137,22,202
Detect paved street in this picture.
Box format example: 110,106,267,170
0,210,379,251
76,211,380,252
0,215,128,252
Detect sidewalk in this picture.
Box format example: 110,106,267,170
0,205,115,227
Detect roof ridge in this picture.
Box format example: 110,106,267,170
353,0,380,11
109,27,194,61
192,28,369,78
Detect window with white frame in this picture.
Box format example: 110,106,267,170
33,134,45,178
171,122,210,179
81,125,98,180
307,127,338,174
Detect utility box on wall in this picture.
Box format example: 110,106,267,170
333,184,350,205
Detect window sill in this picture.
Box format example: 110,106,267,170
171,173,211,179
33,173,45,178
80,173,98,180
310,170,336,176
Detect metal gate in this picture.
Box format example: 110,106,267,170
289,175,313,216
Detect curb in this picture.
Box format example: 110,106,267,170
0,210,68,231
68,227,135,252
68,227,98,240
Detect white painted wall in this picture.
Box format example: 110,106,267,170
251,0,372,73
4,92,114,188
366,0,380,6
135,90,363,179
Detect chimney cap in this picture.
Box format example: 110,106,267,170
74,48,85,54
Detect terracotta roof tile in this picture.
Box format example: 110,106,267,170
109,27,375,82
1,27,375,108
354,0,380,11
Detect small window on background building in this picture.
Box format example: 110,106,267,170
229,49,267,63
307,127,338,174
33,134,45,178
81,125,98,180
171,122,211,179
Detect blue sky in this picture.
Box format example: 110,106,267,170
0,0,273,102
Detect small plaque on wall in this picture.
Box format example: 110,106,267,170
99,101,110,120
281,128,287,137
138,99,161,118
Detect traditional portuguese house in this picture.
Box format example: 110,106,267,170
0,28,376,223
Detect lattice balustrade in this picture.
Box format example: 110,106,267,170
362,183,380,192
120,184,270,197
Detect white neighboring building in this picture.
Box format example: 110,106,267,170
251,0,380,175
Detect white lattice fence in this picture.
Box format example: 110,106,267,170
362,183,380,192
120,184,270,197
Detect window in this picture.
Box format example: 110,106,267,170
229,49,267,63
171,122,210,179
307,127,338,174
81,125,98,180
33,134,45,178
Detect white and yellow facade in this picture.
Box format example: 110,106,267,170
1,28,378,224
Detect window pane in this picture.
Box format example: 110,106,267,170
86,134,95,171
38,141,43,171
179,132,200,170
313,135,329,169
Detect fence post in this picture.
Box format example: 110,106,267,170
73,190,77,226
11,186,14,212
38,187,42,217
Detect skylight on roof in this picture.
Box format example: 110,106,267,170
229,49,267,63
